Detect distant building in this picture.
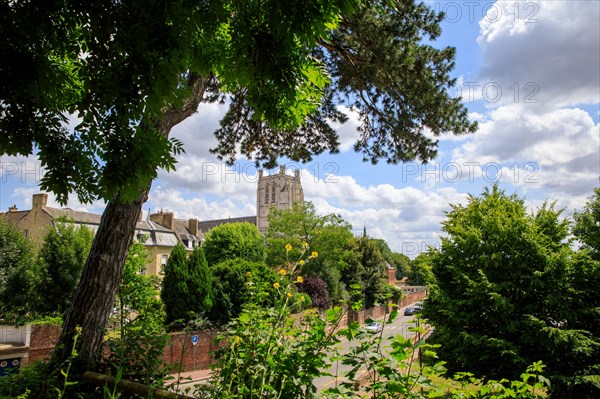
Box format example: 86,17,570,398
1,166,304,276
256,165,304,233
0,193,178,275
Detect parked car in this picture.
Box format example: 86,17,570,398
404,307,416,316
413,301,423,311
365,321,383,333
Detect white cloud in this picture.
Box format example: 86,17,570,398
477,1,600,109
454,104,599,196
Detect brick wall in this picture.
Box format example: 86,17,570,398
162,330,224,372
27,324,61,365
18,291,428,373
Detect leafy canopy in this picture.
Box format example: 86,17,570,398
1,0,476,205
423,185,600,398
203,222,265,266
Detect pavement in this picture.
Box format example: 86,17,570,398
169,368,212,384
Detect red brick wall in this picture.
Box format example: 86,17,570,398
162,331,224,372
27,324,61,365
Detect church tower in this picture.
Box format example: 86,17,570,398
257,165,304,233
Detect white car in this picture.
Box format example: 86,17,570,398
365,322,383,333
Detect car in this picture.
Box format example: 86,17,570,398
404,307,416,316
365,321,383,333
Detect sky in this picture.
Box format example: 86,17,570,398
1,0,599,257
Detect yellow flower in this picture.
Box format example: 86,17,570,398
287,292,292,298
273,282,280,289
279,268,287,276
235,336,241,344
311,251,319,258
245,271,252,278
296,276,304,283
285,243,292,252
298,259,305,266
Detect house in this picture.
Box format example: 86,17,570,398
1,166,306,276
0,193,178,275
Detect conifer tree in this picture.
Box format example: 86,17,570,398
160,243,190,326
187,246,214,318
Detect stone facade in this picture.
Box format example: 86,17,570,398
0,193,178,276
256,166,304,233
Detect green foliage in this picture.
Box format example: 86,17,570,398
187,246,214,316
34,220,93,315
161,243,190,326
0,331,82,399
203,222,265,266
0,219,35,320
357,236,389,308
266,202,354,302
424,185,599,398
209,258,277,324
199,258,345,399
373,239,411,279
574,187,600,260
407,251,436,286
113,241,165,333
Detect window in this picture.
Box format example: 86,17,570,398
271,183,276,203
265,184,270,204
160,254,168,274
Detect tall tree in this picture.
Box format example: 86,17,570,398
2,0,476,369
160,243,190,326
423,186,599,398
265,202,354,302
357,237,388,308
187,246,214,317
0,219,36,320
203,222,265,266
35,220,94,315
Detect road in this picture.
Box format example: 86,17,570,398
313,309,419,392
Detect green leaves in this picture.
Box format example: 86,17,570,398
424,185,600,397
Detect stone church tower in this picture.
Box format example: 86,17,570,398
257,166,304,233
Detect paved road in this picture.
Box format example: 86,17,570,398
313,310,419,392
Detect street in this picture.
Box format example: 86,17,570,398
313,308,419,392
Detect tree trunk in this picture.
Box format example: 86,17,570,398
52,191,149,371
52,74,212,371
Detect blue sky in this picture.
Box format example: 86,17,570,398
1,1,599,257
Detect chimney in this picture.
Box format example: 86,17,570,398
294,169,301,179
32,193,48,209
279,165,286,175
188,218,199,236
149,210,163,225
8,205,18,212
162,212,174,230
